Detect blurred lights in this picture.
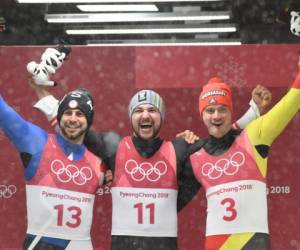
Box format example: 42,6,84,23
77,4,159,12
45,12,231,23
67,26,236,35
87,39,242,46
18,0,225,3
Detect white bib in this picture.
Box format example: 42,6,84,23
26,185,95,240
206,180,268,235
111,187,178,237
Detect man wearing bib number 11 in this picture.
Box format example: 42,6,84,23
186,55,300,250
0,89,106,250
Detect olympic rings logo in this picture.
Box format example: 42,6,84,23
51,159,93,186
201,152,245,180
125,159,167,182
0,185,17,198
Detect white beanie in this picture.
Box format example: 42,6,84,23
128,89,165,119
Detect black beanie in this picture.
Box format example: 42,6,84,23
57,88,94,127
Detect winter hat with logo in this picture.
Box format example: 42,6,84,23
128,89,166,120
199,77,233,114
57,88,94,127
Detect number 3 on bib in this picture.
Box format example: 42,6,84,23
221,198,237,221
134,202,155,224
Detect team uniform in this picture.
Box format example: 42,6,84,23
84,131,193,250
187,72,300,250
0,96,105,250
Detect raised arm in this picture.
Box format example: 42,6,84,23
29,79,59,125
246,62,300,146
234,85,272,129
0,95,47,179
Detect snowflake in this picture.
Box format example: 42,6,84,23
214,52,247,89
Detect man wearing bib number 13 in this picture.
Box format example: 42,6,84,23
186,55,300,250
0,89,106,250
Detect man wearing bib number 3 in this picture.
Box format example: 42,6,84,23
0,89,106,250
188,56,300,250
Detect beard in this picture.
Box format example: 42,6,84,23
60,124,87,142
